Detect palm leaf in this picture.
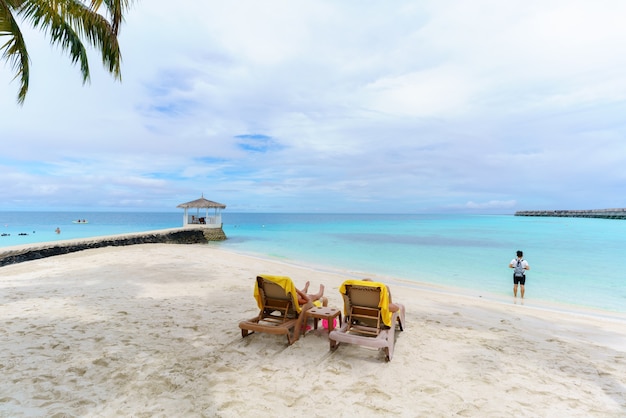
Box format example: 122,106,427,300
2,0,133,104
19,1,95,84
91,0,133,35
0,0,30,104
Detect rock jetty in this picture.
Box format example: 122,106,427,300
0,227,226,267
515,208,626,219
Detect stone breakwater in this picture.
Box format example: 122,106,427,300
0,227,226,267
515,208,626,219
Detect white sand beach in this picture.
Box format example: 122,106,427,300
1,243,625,417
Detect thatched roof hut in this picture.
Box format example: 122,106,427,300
177,196,226,227
177,197,226,210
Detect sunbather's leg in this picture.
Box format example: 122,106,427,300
296,281,315,305
296,288,309,305
298,284,325,304
308,284,324,301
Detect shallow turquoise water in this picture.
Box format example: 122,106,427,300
219,214,626,313
1,212,625,313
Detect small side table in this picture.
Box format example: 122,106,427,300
304,306,342,348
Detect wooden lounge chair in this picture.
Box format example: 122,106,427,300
239,275,314,345
328,279,405,361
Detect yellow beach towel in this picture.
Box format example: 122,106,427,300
255,274,302,313
339,279,392,327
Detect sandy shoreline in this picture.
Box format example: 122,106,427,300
1,244,625,417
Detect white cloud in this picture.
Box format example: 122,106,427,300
2,0,626,212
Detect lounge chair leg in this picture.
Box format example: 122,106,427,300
241,329,250,338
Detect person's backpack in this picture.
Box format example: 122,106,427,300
514,259,525,278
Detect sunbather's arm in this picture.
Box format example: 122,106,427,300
387,285,400,313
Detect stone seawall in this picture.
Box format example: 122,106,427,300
515,208,626,219
0,227,227,267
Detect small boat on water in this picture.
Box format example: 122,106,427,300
73,219,89,224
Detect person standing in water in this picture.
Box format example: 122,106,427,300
509,250,530,298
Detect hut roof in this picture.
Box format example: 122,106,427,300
177,197,226,209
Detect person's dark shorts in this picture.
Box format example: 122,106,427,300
513,274,526,285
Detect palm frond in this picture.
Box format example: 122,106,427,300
63,0,122,79
2,0,132,104
0,0,30,104
90,0,133,35
18,0,91,83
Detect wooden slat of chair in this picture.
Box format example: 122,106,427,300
258,277,297,323
346,305,381,336
261,298,292,323
240,276,307,345
329,281,405,361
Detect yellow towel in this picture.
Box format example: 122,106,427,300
255,275,302,313
339,279,392,327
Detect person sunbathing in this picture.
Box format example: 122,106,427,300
362,278,401,312
296,281,325,306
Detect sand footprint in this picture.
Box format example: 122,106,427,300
92,358,109,367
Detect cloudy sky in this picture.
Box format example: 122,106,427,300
2,0,626,213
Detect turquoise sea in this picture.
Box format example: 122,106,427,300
1,212,625,314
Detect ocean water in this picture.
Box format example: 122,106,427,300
1,212,625,314
0,212,182,246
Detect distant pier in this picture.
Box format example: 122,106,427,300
515,208,626,219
